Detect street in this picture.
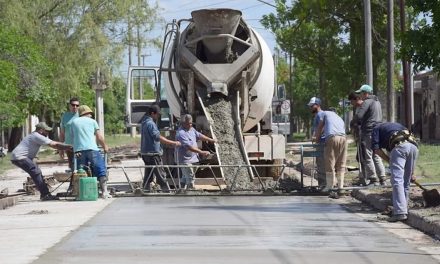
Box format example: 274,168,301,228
32,196,440,264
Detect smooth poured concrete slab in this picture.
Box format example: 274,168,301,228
0,198,113,264
33,196,439,264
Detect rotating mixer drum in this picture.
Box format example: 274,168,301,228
163,8,275,132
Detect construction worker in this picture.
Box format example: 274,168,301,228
11,122,72,201
348,92,366,184
176,114,217,190
371,122,418,222
71,105,111,199
59,97,80,170
353,84,386,186
314,110,347,198
140,105,180,192
308,97,326,188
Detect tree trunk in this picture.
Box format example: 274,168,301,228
387,0,396,122
7,127,23,152
137,26,141,66
319,66,327,108
128,20,132,66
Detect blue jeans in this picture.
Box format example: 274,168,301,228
76,150,106,179
390,142,418,215
11,158,50,197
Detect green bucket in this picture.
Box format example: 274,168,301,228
79,177,98,201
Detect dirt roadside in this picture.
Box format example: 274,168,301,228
285,141,440,240
351,187,440,239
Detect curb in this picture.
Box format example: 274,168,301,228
352,189,440,239
0,196,18,210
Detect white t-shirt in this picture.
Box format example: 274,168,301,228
11,132,52,160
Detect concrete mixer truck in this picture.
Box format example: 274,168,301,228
126,9,286,190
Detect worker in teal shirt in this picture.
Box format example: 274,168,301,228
59,97,80,170
71,105,111,199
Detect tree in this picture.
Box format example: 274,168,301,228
0,27,52,123
0,0,163,143
104,77,127,135
119,0,163,66
402,0,440,72
262,0,391,132
0,26,53,149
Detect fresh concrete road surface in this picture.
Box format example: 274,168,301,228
33,196,439,264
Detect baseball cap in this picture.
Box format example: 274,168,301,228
35,122,52,131
307,97,321,107
355,84,373,94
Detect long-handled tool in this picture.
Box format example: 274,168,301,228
355,139,369,186
413,180,440,207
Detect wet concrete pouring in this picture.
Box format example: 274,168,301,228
205,95,253,190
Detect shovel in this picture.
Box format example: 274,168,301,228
413,180,440,207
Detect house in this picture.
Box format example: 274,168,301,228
411,71,440,141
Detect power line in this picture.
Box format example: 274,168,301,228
242,3,265,11
165,0,237,14
256,0,277,8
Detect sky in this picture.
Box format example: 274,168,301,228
119,0,277,75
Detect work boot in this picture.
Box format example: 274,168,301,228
353,176,370,186
368,178,379,186
328,191,339,199
40,193,60,201
379,176,387,186
160,183,171,193
387,214,407,222
99,177,112,199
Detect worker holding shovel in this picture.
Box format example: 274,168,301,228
371,122,418,222
353,85,386,186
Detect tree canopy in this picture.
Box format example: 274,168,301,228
2,0,435,141
403,0,440,72
0,0,161,134
262,0,393,131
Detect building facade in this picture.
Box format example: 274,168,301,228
412,71,440,141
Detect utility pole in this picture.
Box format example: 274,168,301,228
289,51,296,133
400,0,412,128
90,68,108,137
0,114,6,148
128,20,133,67
364,0,373,87
140,53,151,66
387,0,396,122
137,26,142,66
